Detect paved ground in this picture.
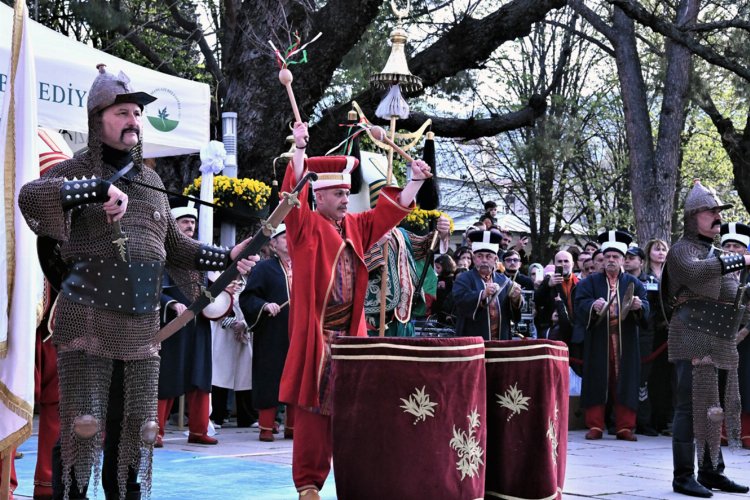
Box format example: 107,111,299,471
12,418,750,499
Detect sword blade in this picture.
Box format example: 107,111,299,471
154,310,196,344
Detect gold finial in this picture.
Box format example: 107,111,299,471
370,0,422,93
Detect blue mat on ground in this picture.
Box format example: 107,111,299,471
14,435,337,499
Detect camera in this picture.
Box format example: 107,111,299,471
513,290,535,337
555,265,563,276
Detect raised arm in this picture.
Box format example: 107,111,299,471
291,121,308,183
398,161,430,208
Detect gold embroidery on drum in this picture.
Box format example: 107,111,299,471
450,408,484,480
547,403,560,465
496,383,530,421
400,386,438,425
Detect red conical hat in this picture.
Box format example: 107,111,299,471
305,155,359,190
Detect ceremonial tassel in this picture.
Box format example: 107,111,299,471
268,158,281,212
375,84,410,120
345,110,364,194
416,130,440,210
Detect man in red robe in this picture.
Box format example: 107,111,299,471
279,122,431,499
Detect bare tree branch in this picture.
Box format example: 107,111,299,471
569,0,618,45
688,18,750,33
114,27,179,75
162,0,225,96
396,95,547,139
606,0,750,82
544,19,616,57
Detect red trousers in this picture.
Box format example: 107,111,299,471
742,412,750,444
585,329,637,433
258,405,295,432
585,404,636,434
292,408,331,492
157,389,210,437
34,334,59,499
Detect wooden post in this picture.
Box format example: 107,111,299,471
378,116,398,337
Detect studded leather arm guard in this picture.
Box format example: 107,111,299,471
719,253,746,274
60,177,111,210
195,244,230,271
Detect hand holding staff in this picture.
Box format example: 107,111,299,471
370,125,433,179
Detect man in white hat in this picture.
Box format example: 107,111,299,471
452,229,522,340
156,199,227,448
238,224,294,442
720,222,750,450
279,121,431,499
574,229,649,443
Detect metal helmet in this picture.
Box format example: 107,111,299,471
683,179,732,216
87,63,156,116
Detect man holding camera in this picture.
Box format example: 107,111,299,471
535,251,578,344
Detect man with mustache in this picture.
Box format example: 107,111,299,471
19,65,258,500
574,230,649,443
452,229,522,340
664,181,750,497
279,122,431,499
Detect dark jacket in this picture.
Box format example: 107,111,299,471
574,272,649,411
452,268,520,340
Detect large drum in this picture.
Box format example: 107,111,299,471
331,336,486,500
484,339,569,499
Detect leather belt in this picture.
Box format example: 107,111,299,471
61,259,165,314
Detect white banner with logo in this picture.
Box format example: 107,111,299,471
0,2,210,158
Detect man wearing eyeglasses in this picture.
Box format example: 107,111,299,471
501,250,535,292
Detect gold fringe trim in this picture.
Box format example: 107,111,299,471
0,378,34,455
0,341,7,359
4,0,25,325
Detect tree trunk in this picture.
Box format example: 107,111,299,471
649,0,698,240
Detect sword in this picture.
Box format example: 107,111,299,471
154,171,317,344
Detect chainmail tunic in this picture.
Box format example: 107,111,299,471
666,231,749,466
18,134,213,499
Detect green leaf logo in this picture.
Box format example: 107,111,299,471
145,89,181,132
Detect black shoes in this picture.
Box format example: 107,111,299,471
697,472,750,494
636,425,659,437
673,474,713,498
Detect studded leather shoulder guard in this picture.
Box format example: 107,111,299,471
719,253,746,275
60,176,111,210
195,244,230,271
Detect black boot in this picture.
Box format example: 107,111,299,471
672,442,712,498
697,448,749,494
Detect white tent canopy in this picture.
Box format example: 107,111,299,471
0,2,210,158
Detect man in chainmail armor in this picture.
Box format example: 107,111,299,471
18,65,257,500
665,180,750,498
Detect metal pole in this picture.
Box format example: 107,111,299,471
220,112,238,247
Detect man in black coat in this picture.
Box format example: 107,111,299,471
240,224,294,442
574,230,649,442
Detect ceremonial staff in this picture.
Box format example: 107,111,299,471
369,0,423,336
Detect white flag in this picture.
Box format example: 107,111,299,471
0,0,41,455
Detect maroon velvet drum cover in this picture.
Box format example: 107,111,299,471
331,336,486,500
484,339,569,499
